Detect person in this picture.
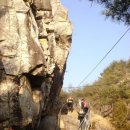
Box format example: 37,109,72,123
81,98,89,114
83,100,89,114
78,110,85,123
66,96,74,111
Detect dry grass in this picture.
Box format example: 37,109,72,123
60,109,115,130
90,111,115,130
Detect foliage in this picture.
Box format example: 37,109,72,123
59,89,69,103
111,100,128,130
89,0,130,25
62,59,130,129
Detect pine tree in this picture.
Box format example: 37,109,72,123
89,0,130,25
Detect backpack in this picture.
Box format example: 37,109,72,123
83,101,88,108
78,110,85,118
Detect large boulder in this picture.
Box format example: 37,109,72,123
0,0,72,128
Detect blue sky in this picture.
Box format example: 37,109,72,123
61,0,130,90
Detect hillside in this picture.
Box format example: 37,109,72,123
63,59,130,130
59,109,115,130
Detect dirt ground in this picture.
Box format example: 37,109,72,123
60,110,115,130
60,110,79,130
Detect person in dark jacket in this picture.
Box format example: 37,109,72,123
67,96,74,111
81,98,89,113
78,110,85,123
83,101,89,114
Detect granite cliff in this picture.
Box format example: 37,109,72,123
0,0,72,129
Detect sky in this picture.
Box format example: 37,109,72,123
61,0,130,90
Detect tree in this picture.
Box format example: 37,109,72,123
89,0,130,25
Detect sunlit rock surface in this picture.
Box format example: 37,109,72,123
0,0,72,128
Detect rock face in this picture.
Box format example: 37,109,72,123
0,0,72,128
